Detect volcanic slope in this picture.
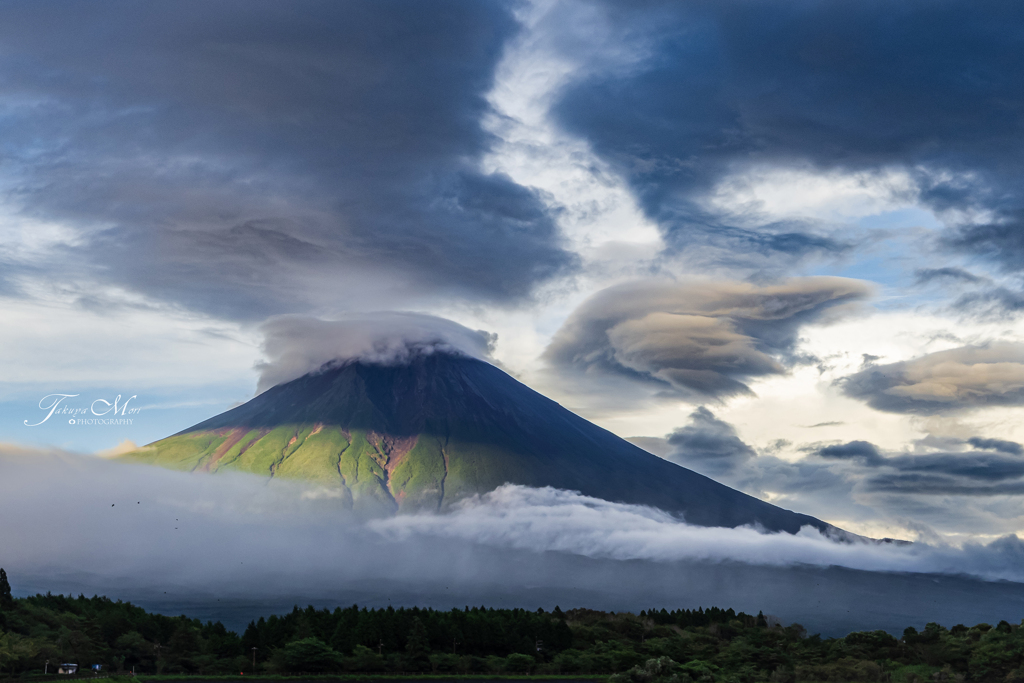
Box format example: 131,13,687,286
120,354,832,533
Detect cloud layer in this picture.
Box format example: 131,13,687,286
0,0,575,318
632,405,1024,540
551,0,1024,276
840,343,1024,414
5,446,1024,596
545,277,870,398
255,313,497,392
374,484,1024,582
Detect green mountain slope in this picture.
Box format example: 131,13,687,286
122,425,443,513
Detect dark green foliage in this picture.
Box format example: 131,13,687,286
610,656,686,683
3,575,1024,680
844,630,900,659
347,644,385,672
0,590,246,676
505,652,535,673
238,603,573,665
404,617,430,669
273,637,343,673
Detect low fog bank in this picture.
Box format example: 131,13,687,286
15,560,1024,639
371,486,1024,581
3,446,1024,637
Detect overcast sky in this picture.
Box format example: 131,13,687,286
5,0,1024,544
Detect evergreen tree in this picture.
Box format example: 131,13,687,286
404,617,430,669
0,569,13,611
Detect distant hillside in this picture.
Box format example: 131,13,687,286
120,353,831,533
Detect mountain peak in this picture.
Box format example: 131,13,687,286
122,354,834,534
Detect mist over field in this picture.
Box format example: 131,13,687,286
4,446,1024,636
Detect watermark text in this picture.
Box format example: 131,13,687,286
25,393,141,427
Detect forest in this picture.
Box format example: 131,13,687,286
2,569,1024,682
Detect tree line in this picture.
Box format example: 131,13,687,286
2,569,1024,681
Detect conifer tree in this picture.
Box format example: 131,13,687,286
0,568,13,611
404,617,429,666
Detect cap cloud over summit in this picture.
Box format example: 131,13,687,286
255,313,497,392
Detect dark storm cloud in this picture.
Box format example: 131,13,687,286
818,441,884,466
806,437,1024,496
643,416,1024,533
552,0,1024,268
866,474,1024,497
544,277,870,399
839,343,1024,414
968,437,1024,456
635,418,860,511
0,0,575,319
885,452,1024,483
664,407,755,476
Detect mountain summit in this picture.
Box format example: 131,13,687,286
122,353,832,533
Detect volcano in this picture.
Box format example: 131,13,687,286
121,354,834,534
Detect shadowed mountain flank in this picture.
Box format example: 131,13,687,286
121,354,832,533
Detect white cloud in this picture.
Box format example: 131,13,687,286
704,165,924,225
254,313,497,392
481,0,662,266
373,484,1024,582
